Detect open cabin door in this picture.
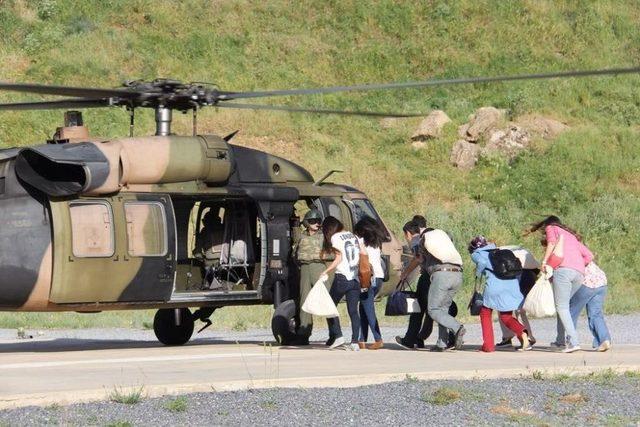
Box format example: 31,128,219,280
49,194,176,303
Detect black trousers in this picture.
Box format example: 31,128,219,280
403,272,458,346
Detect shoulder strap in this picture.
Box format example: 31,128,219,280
396,279,414,292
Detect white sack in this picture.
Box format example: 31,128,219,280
302,278,339,318
423,229,463,266
523,275,556,318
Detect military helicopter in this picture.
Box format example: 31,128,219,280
0,66,637,346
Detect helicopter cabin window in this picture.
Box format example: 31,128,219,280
124,202,167,257
69,201,115,258
317,197,343,222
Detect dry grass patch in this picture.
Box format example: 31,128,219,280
491,404,536,417
423,387,462,405
559,392,589,404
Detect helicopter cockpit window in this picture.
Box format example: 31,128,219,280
124,202,167,257
69,201,115,258
349,199,380,224
347,198,391,241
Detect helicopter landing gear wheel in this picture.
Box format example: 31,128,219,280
153,308,194,346
271,299,300,345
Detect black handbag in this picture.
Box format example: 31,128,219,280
468,278,484,316
385,280,417,316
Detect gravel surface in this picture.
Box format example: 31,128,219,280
1,314,638,425
1,313,638,348
1,375,640,426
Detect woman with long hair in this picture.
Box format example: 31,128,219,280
354,216,386,350
529,216,593,353
319,216,362,350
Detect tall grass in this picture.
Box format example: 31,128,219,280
0,0,639,323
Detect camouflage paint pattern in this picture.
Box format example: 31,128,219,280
0,133,404,313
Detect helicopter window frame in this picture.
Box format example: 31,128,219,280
69,200,116,258
123,201,168,258
344,198,392,242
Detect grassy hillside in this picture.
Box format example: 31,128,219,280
1,0,639,328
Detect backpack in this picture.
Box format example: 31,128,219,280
487,249,522,279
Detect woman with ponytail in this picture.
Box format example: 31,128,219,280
528,216,593,353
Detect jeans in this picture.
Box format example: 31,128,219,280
480,307,525,352
427,270,463,348
552,267,584,347
359,278,383,342
570,285,611,347
326,274,361,343
402,272,457,346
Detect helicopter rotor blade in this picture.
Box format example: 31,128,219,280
218,66,640,101
0,98,113,111
0,82,139,99
216,102,426,117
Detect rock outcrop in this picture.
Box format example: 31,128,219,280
449,107,569,169
482,125,531,161
514,115,569,140
458,107,507,142
411,110,452,141
450,140,481,170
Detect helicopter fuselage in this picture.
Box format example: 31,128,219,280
0,135,403,316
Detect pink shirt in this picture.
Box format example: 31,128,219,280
545,225,593,274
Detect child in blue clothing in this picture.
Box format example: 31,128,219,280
468,236,530,352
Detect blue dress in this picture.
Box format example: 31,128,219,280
471,244,524,312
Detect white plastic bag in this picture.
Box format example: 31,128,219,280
302,277,339,318
523,275,556,318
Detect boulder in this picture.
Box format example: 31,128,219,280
411,110,452,141
515,115,569,139
457,122,470,140
461,107,507,142
482,125,531,161
450,140,481,170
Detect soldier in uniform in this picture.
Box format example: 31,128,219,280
295,209,329,341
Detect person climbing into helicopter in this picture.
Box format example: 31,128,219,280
354,216,386,350
396,216,458,350
422,225,465,352
295,208,329,344
319,216,362,351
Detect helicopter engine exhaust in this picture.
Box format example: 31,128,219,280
14,135,232,197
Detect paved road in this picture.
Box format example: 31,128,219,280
1,322,639,410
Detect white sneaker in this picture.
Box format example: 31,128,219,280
562,345,581,353
348,343,360,352
329,336,345,350
597,340,611,352
517,332,531,352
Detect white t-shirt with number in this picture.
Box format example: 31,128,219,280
331,231,360,281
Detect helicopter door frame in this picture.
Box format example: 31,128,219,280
49,193,176,304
